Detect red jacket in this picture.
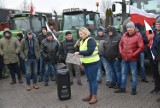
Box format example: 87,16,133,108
119,32,144,61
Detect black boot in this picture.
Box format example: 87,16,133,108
106,81,110,86
109,83,116,88
150,88,160,94
98,79,102,84
19,79,23,84
114,84,120,89
10,80,16,84
114,88,126,93
131,88,137,95
142,78,149,83
38,78,43,82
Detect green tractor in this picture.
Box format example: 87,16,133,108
0,12,48,38
57,8,101,42
0,12,50,78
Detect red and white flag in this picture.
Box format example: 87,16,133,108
130,5,156,26
144,20,154,47
30,2,35,15
144,20,155,59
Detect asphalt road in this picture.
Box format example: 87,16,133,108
0,71,160,108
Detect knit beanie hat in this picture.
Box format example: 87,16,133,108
41,26,47,31
108,26,116,32
126,21,135,29
156,17,160,23
46,32,53,36
27,30,33,35
65,31,72,36
97,27,104,32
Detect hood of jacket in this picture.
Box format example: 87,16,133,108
108,26,117,37
97,26,105,33
3,29,12,39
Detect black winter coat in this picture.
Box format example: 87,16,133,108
103,30,121,61
38,33,47,45
41,38,59,64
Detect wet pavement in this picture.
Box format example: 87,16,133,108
0,71,160,108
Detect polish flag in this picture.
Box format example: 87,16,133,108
144,20,155,59
130,5,156,26
30,2,35,16
144,20,154,48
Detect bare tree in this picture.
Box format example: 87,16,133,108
100,0,113,27
18,0,30,11
100,0,112,19
0,0,5,8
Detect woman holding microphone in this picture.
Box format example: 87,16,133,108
74,27,100,104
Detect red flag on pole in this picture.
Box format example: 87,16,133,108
144,20,154,48
130,5,156,26
30,1,35,15
144,20,155,59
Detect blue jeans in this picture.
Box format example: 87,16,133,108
7,63,22,81
25,59,38,85
106,59,121,85
19,57,25,75
97,56,111,82
83,61,100,95
44,64,57,83
121,60,137,89
39,55,45,80
139,52,146,79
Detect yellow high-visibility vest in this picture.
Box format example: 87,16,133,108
80,37,99,63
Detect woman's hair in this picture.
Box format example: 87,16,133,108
79,27,90,36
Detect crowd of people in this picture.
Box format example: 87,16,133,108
0,17,160,105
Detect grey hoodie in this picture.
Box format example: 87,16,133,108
95,26,108,56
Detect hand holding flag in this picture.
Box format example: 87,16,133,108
144,20,155,60
144,20,154,48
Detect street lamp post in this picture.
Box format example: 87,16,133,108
96,2,99,12
122,0,126,24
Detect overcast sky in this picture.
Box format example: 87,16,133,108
3,0,105,14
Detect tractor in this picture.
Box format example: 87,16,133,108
57,8,101,41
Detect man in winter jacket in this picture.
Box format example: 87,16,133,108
61,31,82,85
38,26,47,82
0,29,23,84
20,30,40,91
95,26,110,85
115,21,144,95
103,26,121,89
17,33,25,76
41,32,59,86
150,17,160,96
135,23,149,83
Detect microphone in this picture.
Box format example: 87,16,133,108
74,37,82,47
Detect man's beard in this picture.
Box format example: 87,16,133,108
5,35,11,39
